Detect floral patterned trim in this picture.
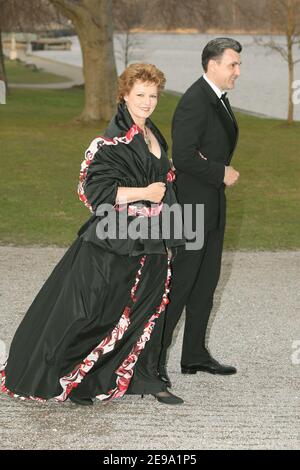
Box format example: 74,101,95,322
54,304,133,402
54,255,147,402
96,255,171,402
130,256,146,302
78,125,140,213
114,202,163,218
1,368,46,403
166,169,176,183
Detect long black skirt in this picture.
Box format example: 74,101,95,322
1,236,170,403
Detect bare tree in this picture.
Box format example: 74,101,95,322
50,0,117,122
148,0,216,31
239,0,300,123
1,0,118,122
0,0,58,91
113,0,144,68
0,24,7,89
259,0,300,123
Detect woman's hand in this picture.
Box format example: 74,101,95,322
144,182,166,203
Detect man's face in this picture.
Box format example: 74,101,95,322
208,48,241,91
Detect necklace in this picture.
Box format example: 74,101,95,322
143,126,151,150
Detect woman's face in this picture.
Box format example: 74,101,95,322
124,80,158,124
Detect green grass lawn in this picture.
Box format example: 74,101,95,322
5,58,71,84
0,88,299,249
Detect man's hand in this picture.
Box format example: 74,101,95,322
224,166,240,186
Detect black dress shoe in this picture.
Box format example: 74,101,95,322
157,365,172,388
69,395,94,406
181,357,237,375
150,390,184,405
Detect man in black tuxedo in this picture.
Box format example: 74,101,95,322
158,38,242,386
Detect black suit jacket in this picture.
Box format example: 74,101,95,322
172,76,239,233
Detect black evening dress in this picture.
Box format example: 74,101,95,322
1,104,184,404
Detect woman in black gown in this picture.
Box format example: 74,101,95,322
1,63,184,406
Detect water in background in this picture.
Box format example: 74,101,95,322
32,33,300,121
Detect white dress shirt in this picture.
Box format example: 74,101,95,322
203,74,232,119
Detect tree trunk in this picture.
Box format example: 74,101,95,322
124,32,129,68
287,41,294,124
0,28,8,92
286,0,294,124
50,0,117,122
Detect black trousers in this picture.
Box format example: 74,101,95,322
159,224,225,367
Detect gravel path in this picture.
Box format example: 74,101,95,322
0,246,299,450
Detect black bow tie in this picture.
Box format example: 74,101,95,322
220,92,234,122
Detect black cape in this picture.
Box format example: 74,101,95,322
77,103,185,255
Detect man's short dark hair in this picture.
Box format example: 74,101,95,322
202,37,242,72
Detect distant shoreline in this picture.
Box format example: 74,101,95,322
3,30,286,42
129,28,286,36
